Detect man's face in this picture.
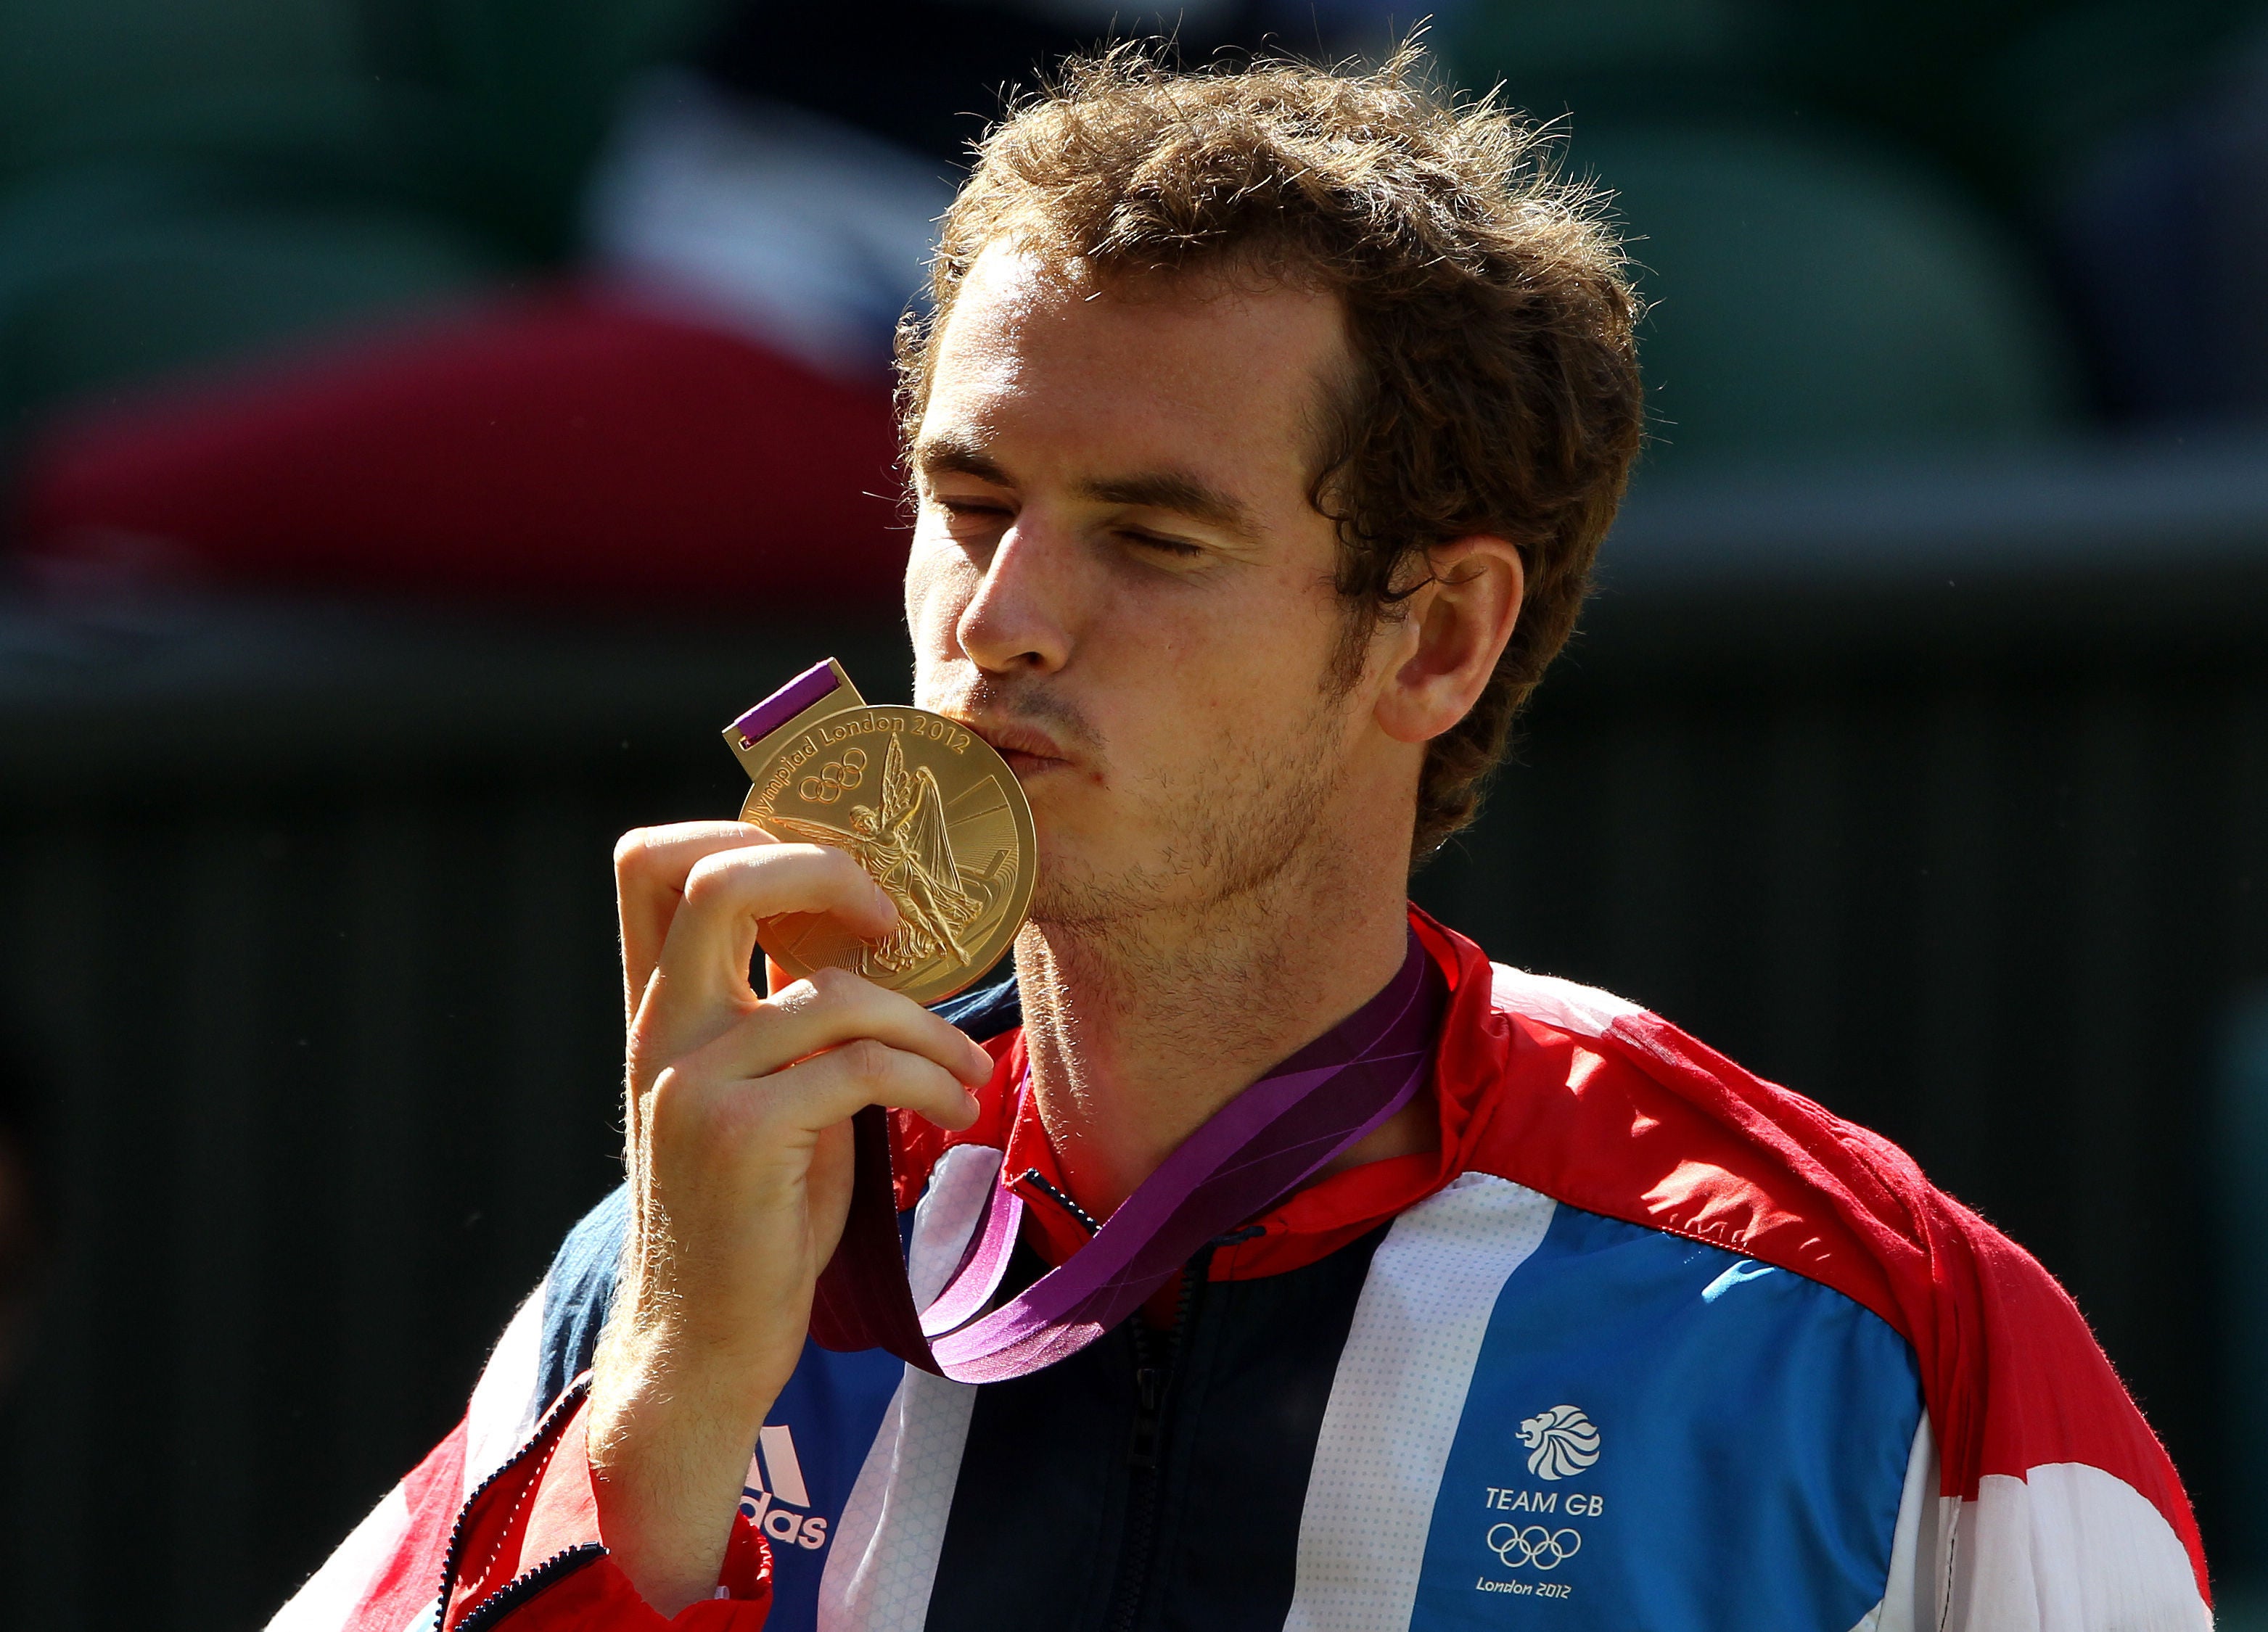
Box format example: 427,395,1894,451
906,245,1398,928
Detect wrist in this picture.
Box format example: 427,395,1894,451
588,1335,778,1467
592,1302,801,1428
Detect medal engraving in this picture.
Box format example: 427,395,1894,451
726,663,1035,1005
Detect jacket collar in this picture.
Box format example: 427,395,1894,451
897,905,1509,1282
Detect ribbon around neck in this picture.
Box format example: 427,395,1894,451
809,931,1445,1383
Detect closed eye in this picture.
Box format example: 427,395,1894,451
1120,529,1206,559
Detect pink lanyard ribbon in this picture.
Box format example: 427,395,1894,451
810,933,1445,1382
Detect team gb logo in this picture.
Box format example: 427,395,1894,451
1517,1406,1601,1480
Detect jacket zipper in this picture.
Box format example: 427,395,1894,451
1108,1248,1212,1632
1009,1178,1260,1631
1018,1168,1104,1235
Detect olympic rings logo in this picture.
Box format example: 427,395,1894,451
800,748,868,804
1486,1524,1582,1570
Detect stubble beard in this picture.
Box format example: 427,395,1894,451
1024,662,1360,981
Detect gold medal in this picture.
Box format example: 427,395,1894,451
723,659,1035,1005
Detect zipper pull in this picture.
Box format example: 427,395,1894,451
1129,1361,1164,1469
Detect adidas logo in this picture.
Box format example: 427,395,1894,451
739,1424,831,1550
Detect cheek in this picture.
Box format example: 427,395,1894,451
1112,600,1328,770
903,533,972,657
1209,578,1345,707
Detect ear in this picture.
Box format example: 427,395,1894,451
1371,535,1525,745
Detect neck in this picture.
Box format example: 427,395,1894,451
1012,839,1422,1221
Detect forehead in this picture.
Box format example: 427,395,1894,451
919,245,1348,480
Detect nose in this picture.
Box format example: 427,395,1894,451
956,519,1074,678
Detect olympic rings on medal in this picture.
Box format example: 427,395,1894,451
1486,1524,1582,1570
799,747,868,804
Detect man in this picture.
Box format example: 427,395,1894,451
276,47,2210,1632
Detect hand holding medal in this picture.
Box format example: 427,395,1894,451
723,659,1037,1004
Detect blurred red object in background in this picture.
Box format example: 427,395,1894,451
12,284,908,609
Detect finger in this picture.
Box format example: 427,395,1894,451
752,1037,982,1135
615,823,780,1018
692,967,995,1088
645,844,898,1050
617,825,784,1215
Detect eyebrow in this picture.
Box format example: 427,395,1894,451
914,432,1013,487
914,432,1263,543
1078,472,1262,542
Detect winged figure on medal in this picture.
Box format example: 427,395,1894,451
765,735,986,974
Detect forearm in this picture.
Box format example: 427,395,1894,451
588,1315,795,1616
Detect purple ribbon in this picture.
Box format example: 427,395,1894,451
810,932,1444,1382
729,659,847,747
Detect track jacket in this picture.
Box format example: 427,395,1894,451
271,911,2212,1632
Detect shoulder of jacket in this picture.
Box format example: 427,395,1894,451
1483,962,1648,1040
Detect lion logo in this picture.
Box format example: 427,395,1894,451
1516,1405,1601,1480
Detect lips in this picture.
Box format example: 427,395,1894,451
959,716,1072,773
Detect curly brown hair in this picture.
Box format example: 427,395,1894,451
895,43,1644,861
